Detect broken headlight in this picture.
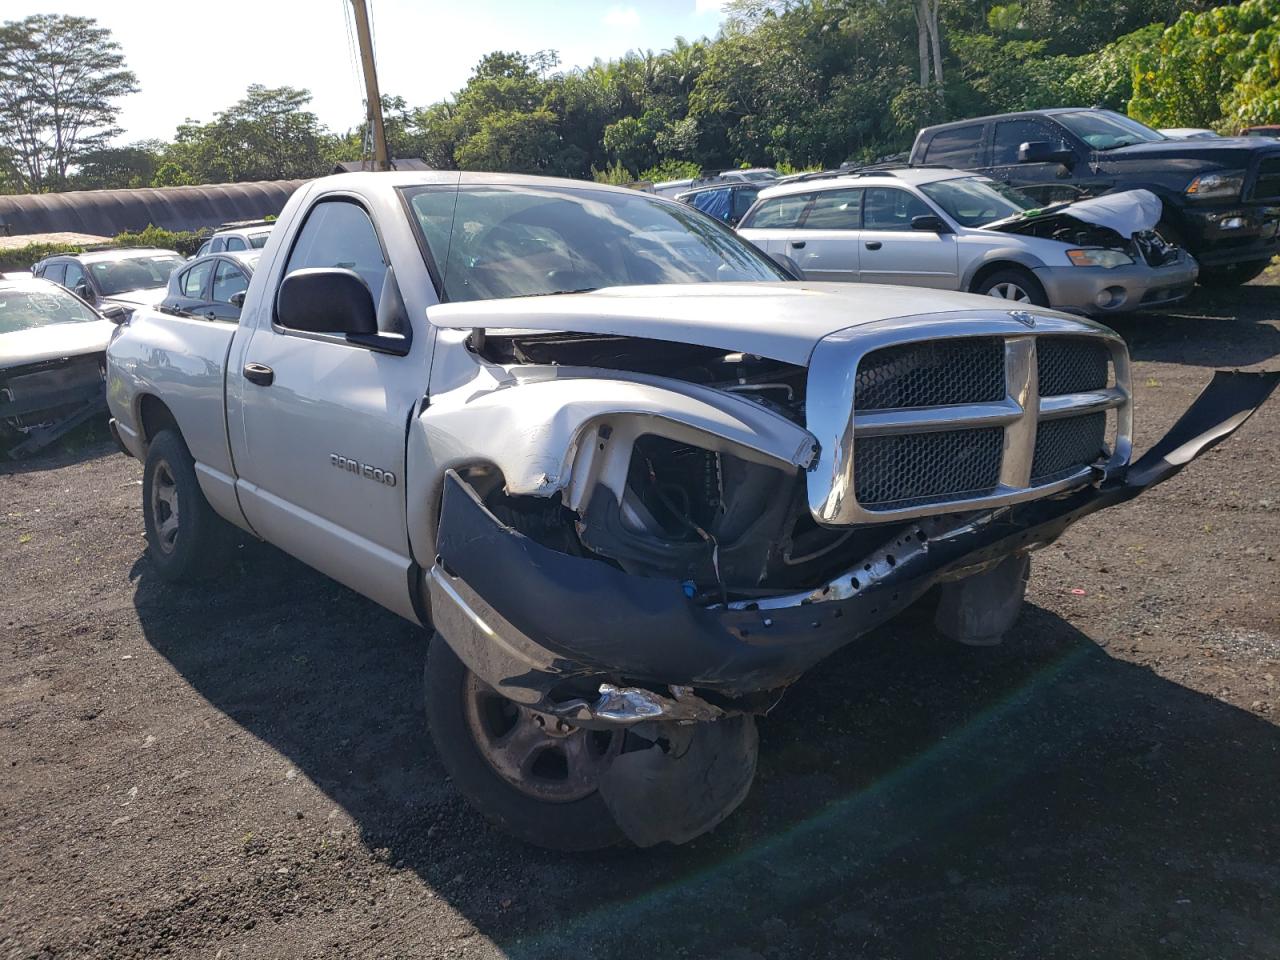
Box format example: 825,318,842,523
1066,248,1133,269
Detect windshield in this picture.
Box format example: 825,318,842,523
248,232,271,249
919,177,1038,227
0,285,100,334
404,183,787,303
1056,111,1166,151
89,256,183,295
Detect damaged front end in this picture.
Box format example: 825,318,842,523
1,353,107,458
423,313,1276,845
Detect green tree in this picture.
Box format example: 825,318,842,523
70,140,163,190
0,14,137,191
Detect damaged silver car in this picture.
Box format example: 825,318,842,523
103,172,1277,851
1,277,116,458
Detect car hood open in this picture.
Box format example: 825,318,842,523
426,282,1076,366
0,320,114,369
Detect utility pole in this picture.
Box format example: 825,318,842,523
349,0,390,171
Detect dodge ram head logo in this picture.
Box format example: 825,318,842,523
1008,310,1037,328
330,453,397,487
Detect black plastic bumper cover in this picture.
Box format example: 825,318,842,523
434,371,1278,698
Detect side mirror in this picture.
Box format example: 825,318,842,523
1018,141,1076,165
276,268,377,336
229,291,246,309
911,214,949,233
73,281,92,301
100,302,129,325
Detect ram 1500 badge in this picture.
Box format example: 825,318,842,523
105,172,1277,850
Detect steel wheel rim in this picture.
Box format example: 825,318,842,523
988,281,1032,302
462,672,621,803
149,459,180,554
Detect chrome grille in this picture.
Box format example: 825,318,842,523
806,316,1133,525
855,338,1004,409
1037,337,1109,396
1031,412,1106,483
855,428,1003,510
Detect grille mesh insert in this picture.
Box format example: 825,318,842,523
855,338,1004,410
1031,413,1106,483
1037,337,1110,396
855,427,1003,511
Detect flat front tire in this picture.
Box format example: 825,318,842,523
424,634,625,851
141,429,235,581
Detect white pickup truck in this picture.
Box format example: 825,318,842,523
105,171,1276,850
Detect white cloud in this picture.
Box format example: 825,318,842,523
604,6,641,28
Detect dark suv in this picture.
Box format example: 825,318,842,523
910,108,1280,286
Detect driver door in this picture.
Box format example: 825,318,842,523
230,196,427,620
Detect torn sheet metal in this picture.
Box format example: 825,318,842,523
1052,189,1163,237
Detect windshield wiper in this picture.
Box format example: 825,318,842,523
522,287,600,297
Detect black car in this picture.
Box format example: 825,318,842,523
909,108,1280,285
674,182,763,226
160,251,259,322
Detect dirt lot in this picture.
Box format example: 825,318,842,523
3,277,1279,960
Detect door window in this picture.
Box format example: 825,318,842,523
742,192,813,228
923,125,985,166
861,188,934,231
993,118,1067,165
209,237,226,253
283,199,388,307
225,236,247,251
801,189,862,229
63,262,88,296
211,260,248,306
181,259,214,299
689,187,733,221
42,263,66,285
730,187,760,222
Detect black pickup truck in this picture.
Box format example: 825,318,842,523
909,108,1280,286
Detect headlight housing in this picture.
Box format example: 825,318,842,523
1066,248,1133,269
1185,170,1245,201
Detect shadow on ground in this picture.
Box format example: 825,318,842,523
132,540,1280,959
1110,282,1280,368
0,420,115,476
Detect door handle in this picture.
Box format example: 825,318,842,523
789,240,806,249
204,310,217,321
243,362,274,386
865,240,882,250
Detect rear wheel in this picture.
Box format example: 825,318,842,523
424,635,625,851
141,429,236,581
973,267,1048,307
1197,259,1271,288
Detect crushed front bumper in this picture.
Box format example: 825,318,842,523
429,372,1277,715
1034,254,1199,315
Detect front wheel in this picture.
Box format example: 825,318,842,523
424,635,625,851
973,267,1049,307
1197,259,1271,288
141,429,236,581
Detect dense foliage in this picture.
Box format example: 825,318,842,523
3,0,1279,196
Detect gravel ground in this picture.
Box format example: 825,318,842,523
2,278,1278,960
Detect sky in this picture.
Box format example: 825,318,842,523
8,0,732,144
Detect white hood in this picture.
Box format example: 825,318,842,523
0,319,114,369
105,286,166,309
427,282,1051,365
1057,189,1163,236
